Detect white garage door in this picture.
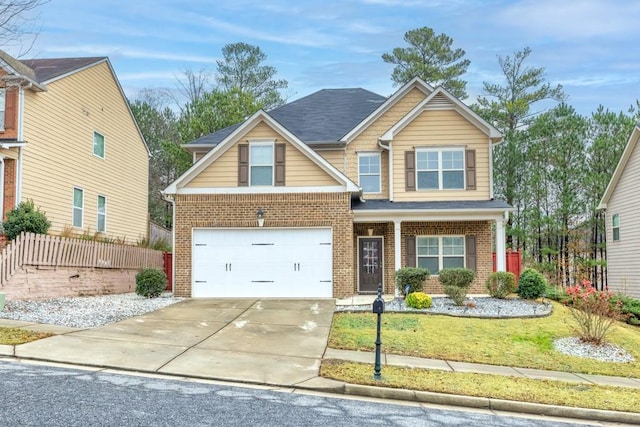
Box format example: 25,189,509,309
192,228,333,298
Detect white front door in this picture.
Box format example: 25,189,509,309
192,228,333,297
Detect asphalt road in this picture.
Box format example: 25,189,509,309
0,360,595,427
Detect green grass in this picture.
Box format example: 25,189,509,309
0,327,53,345
321,360,640,413
329,301,640,377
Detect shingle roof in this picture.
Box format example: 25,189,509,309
352,199,513,211
188,88,386,146
19,57,106,83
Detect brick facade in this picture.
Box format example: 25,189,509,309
402,221,493,294
173,192,355,298
3,157,16,220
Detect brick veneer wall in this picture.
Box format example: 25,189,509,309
1,267,137,300
402,221,493,294
173,192,354,298
3,158,16,220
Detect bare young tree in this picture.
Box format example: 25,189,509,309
0,0,49,54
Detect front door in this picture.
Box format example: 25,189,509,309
358,237,383,293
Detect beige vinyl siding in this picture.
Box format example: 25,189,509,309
604,139,640,299
186,120,340,188
347,87,427,200
392,109,491,201
22,61,148,243
318,149,346,173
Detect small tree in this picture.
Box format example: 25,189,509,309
439,268,474,306
2,200,50,240
395,267,430,296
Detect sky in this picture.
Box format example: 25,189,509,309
10,0,640,116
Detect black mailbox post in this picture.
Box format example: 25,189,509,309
372,283,384,380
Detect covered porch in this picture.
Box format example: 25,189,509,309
352,200,511,295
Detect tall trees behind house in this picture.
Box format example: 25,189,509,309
131,42,288,227
382,27,470,99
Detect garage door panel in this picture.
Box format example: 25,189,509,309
192,228,333,298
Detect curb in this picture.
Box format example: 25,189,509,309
339,383,640,425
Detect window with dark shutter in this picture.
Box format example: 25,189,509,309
406,236,416,267
274,143,285,186
405,151,416,191
465,235,476,272
238,144,249,186
465,149,476,190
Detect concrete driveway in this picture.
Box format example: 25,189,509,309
15,298,336,386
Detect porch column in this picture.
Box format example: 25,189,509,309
495,214,506,272
394,219,402,297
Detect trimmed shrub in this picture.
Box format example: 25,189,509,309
517,268,546,299
485,271,516,299
395,267,430,296
405,292,432,309
135,268,167,298
2,200,51,240
439,268,475,306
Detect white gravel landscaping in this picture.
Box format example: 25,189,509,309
0,293,182,328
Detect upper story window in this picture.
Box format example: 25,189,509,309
358,152,381,193
612,213,620,241
416,148,464,190
416,236,465,275
0,88,5,131
97,195,107,233
250,143,274,186
93,131,105,158
73,187,84,228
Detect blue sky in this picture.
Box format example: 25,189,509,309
13,0,640,116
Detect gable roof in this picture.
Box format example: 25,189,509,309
164,110,360,195
380,86,502,142
187,88,386,147
598,125,640,209
20,56,107,83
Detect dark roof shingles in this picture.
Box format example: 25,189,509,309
20,57,106,83
351,199,512,211
188,88,386,146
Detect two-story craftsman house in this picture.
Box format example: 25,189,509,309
164,78,511,298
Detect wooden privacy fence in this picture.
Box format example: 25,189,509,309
0,232,164,286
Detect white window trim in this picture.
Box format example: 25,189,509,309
416,235,465,275
249,141,275,186
93,130,105,159
73,187,84,228
97,195,107,233
358,152,382,194
416,147,465,191
612,213,620,241
0,88,5,131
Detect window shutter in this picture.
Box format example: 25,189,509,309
274,143,286,186
465,235,476,272
406,236,416,267
238,144,249,186
465,149,476,190
405,151,416,191
4,87,16,130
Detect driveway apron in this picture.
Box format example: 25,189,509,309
15,298,336,386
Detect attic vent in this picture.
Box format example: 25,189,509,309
427,93,452,109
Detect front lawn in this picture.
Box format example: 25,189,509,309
321,360,640,413
0,327,54,345
328,301,640,378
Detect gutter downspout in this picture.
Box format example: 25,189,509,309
16,85,25,206
377,139,392,201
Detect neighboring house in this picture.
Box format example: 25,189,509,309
164,78,511,298
0,50,149,243
598,125,640,299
